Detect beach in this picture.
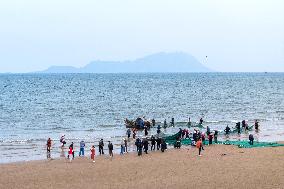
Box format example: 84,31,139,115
1,144,283,189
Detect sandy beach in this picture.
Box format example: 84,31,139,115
0,144,283,189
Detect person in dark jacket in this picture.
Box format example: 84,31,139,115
99,139,104,155
163,119,167,128
157,125,161,134
206,126,211,136
208,133,213,145
236,122,241,134
242,120,246,128
124,138,128,153
193,131,198,142
137,140,143,156
214,130,218,143
108,141,113,157
199,118,204,124
156,137,162,150
126,129,131,140
254,120,259,130
161,139,167,152
174,138,181,149
152,119,156,126
144,127,148,136
135,138,140,151
249,134,254,145
150,135,156,151
143,138,149,154
225,125,231,135
171,117,174,126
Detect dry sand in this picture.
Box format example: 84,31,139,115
0,145,284,189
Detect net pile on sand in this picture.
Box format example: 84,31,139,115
164,132,284,148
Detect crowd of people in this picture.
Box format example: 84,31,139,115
46,118,260,162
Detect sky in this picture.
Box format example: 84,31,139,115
0,0,283,73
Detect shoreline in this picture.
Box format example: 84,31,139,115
1,140,284,165
1,144,284,189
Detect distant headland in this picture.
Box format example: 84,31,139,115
40,52,212,73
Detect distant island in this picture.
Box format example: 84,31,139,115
41,52,212,73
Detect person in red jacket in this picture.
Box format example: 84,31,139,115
196,139,203,156
90,145,95,163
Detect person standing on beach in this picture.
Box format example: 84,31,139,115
236,122,241,134
90,145,95,162
156,137,162,150
151,135,156,151
99,139,104,155
67,143,74,162
225,125,231,135
208,133,213,145
46,138,52,159
249,134,254,145
120,139,125,155
206,126,211,136
124,138,128,153
196,139,203,156
137,139,143,156
143,138,149,154
71,142,75,159
108,141,113,158
193,130,198,142
79,140,85,156
214,130,218,143
161,139,167,152
135,138,141,151
126,128,131,140
201,132,206,144
242,120,246,129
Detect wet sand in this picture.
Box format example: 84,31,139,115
0,144,284,189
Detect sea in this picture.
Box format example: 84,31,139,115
0,73,283,163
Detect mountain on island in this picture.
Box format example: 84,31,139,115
41,52,212,73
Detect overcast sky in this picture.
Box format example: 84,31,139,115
0,0,283,72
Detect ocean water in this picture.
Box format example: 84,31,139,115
0,73,283,163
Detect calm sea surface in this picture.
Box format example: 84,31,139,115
0,73,283,163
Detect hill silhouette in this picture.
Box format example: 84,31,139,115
41,52,211,73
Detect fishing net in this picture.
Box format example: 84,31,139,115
164,132,284,148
